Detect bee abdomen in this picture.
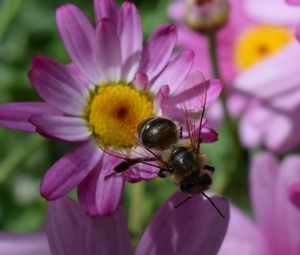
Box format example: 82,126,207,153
138,117,179,150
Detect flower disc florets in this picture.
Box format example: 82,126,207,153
87,83,153,148
234,25,292,70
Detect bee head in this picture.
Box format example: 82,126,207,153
180,174,212,194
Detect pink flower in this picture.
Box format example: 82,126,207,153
218,152,300,255
170,0,300,152
46,194,229,255
0,0,223,216
235,1,300,152
0,232,51,255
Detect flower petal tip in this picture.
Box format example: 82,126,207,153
288,183,300,209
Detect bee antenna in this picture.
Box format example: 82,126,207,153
174,196,193,208
202,192,224,218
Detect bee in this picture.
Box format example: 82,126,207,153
105,74,223,216
137,116,215,194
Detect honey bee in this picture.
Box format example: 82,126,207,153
105,75,223,216
137,116,215,194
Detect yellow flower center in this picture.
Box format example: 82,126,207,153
86,83,154,149
234,25,292,70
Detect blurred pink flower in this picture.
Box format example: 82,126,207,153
287,0,300,5
0,232,51,255
0,0,223,216
170,0,300,152
218,152,300,255
170,0,300,84
287,0,300,39
46,194,229,255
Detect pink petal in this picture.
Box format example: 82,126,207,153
239,108,263,149
118,2,142,82
56,4,101,84
289,183,300,209
240,102,300,152
132,71,149,90
0,102,60,132
263,111,294,152
41,141,102,200
227,92,251,118
250,152,280,251
239,103,297,152
66,63,91,90
96,18,122,82
245,0,300,26
136,192,229,255
287,0,300,5
180,118,218,143
218,206,269,255
168,0,184,22
153,85,170,114
0,232,51,255
150,50,194,94
139,24,178,81
234,41,300,102
296,23,300,40
205,99,224,127
29,115,91,142
47,197,131,255
29,56,87,116
78,154,124,216
250,153,300,255
94,0,119,27
200,125,218,143
30,56,89,96
167,71,223,110
272,155,300,255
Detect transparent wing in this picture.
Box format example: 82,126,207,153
99,139,166,178
168,71,208,151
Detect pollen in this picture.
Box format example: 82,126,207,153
87,83,153,149
234,25,292,70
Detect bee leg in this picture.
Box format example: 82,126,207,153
204,164,215,172
105,161,130,180
157,169,166,178
180,126,183,138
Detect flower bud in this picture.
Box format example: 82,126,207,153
184,0,230,33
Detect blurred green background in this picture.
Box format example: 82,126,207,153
0,0,249,244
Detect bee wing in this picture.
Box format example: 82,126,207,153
99,139,166,173
167,71,208,149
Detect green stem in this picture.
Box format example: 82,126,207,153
0,0,23,41
128,182,145,245
207,32,233,135
0,134,45,183
207,32,248,195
